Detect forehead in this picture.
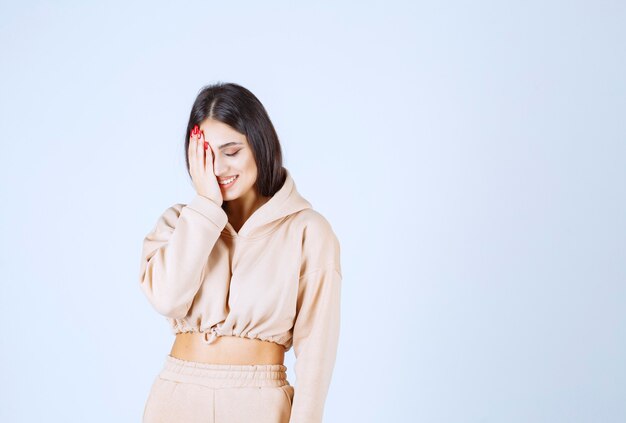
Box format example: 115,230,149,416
199,119,247,146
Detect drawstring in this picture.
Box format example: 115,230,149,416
203,327,219,345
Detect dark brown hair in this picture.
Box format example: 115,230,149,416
184,82,286,198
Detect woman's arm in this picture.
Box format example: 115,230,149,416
290,218,342,423
139,194,228,319
290,265,342,423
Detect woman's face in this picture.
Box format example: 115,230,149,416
198,118,259,203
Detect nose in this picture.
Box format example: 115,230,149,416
211,153,227,176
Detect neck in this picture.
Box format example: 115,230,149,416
224,190,270,229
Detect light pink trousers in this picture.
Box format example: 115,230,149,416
142,354,294,423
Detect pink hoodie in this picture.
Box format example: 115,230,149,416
139,167,341,423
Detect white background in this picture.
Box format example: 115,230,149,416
1,1,624,422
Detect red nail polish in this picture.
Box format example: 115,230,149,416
204,141,208,150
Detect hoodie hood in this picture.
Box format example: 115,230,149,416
220,167,312,239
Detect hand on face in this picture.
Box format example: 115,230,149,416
188,124,224,206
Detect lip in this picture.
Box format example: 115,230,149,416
218,175,239,189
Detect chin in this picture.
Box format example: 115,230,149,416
222,188,240,201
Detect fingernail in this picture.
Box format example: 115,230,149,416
204,141,208,150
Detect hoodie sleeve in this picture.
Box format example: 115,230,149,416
289,221,342,423
139,194,228,319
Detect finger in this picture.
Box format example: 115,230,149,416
199,130,206,171
188,127,199,177
193,128,204,175
200,130,212,171
190,126,204,179
201,129,209,151
196,129,204,171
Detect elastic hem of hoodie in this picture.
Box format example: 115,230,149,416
167,323,293,351
158,354,289,388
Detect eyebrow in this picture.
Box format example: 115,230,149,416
217,141,243,150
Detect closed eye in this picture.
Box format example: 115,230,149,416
225,150,240,157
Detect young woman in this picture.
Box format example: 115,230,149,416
139,82,342,423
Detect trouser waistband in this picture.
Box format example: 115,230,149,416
158,354,289,388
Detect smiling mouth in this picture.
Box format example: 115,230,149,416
218,175,239,185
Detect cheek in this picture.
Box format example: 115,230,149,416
241,154,257,171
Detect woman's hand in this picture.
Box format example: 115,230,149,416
189,124,224,206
